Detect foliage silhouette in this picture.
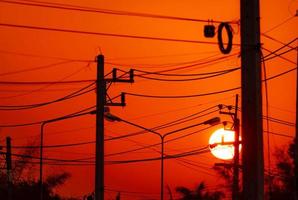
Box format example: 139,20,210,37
212,140,296,200
0,141,74,200
269,141,296,200
176,181,224,200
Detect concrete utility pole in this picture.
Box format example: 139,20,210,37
240,0,264,199
96,55,105,200
233,95,240,200
6,137,12,200
94,56,133,200
218,96,240,200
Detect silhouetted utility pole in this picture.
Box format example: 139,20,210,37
233,95,240,200
218,95,240,200
95,55,133,200
96,55,105,200
240,0,264,199
232,94,240,200
6,137,12,200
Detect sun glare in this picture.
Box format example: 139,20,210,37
209,128,240,160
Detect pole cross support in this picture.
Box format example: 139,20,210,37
104,69,134,107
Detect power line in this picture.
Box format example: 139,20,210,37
264,66,296,82
7,106,218,149
107,51,238,70
262,116,295,127
0,88,84,93
134,67,239,82
0,67,114,85
0,62,93,100
0,60,75,77
137,53,239,73
125,87,240,99
106,50,220,62
0,22,233,45
261,50,272,194
4,97,229,141
106,106,219,141
0,151,94,163
227,104,296,128
264,15,296,33
124,65,297,99
0,80,95,85
9,140,95,149
105,126,212,157
133,67,240,77
264,130,294,138
261,37,297,64
262,47,296,65
0,82,95,110
264,47,297,62
1,0,238,24
1,145,210,165
262,34,296,50
107,146,210,165
0,106,95,127
0,49,93,62
262,37,297,59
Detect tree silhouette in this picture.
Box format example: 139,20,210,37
211,140,296,200
0,141,74,200
269,140,295,200
176,182,224,200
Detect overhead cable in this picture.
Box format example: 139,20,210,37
262,47,296,65
0,145,210,165
0,22,236,45
0,82,95,110
124,65,297,99
0,79,95,85
124,87,240,99
1,0,238,24
106,126,212,157
264,47,297,62
0,60,74,77
262,37,297,59
106,106,219,141
0,106,95,127
264,15,296,33
133,67,240,77
134,68,239,82
262,34,296,50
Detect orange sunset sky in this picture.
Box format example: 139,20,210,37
0,0,297,199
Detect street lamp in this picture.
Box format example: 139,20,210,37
39,110,95,200
104,111,220,200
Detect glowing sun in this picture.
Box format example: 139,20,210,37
209,128,241,160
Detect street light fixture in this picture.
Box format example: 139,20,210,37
39,110,95,200
104,111,220,200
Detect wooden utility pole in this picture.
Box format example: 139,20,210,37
240,0,264,199
96,55,105,200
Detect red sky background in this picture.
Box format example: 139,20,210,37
0,0,297,199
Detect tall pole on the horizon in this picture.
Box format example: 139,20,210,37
240,0,264,199
95,55,105,200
